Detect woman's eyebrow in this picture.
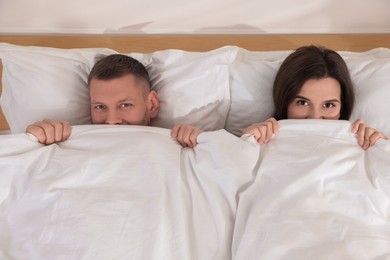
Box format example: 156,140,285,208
295,95,310,100
294,96,341,103
325,99,341,103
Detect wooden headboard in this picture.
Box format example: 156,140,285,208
1,33,390,131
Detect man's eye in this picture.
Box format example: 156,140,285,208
119,103,133,108
94,105,105,110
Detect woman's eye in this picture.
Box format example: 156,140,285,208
324,103,335,109
297,100,308,106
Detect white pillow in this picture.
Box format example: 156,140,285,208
342,48,390,138
131,47,234,131
0,43,234,133
0,43,116,133
225,48,289,136
225,47,390,138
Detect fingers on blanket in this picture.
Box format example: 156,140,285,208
242,117,279,144
351,119,388,150
26,119,72,145
171,124,204,148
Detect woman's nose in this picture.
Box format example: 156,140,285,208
307,108,323,119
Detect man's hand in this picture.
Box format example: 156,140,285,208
26,119,72,145
171,124,204,148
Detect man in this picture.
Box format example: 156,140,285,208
26,54,203,148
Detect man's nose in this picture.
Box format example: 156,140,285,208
105,110,122,124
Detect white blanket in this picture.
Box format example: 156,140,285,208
0,125,258,260
1,121,389,260
233,120,390,260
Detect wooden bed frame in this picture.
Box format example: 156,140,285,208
1,33,390,131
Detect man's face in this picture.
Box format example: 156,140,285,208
90,74,159,126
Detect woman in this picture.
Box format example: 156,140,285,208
243,45,388,149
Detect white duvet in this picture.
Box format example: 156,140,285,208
234,120,390,260
0,125,258,260
0,121,389,260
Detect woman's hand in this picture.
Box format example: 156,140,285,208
242,117,280,144
351,119,388,150
171,124,204,148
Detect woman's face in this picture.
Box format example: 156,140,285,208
287,77,341,120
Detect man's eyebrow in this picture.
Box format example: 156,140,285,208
90,97,136,104
117,97,135,103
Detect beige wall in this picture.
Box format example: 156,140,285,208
0,0,389,34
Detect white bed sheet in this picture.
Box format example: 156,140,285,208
0,125,258,260
1,121,389,260
233,120,390,260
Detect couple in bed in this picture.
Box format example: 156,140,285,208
27,45,388,149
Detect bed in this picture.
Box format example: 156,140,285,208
1,34,390,259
